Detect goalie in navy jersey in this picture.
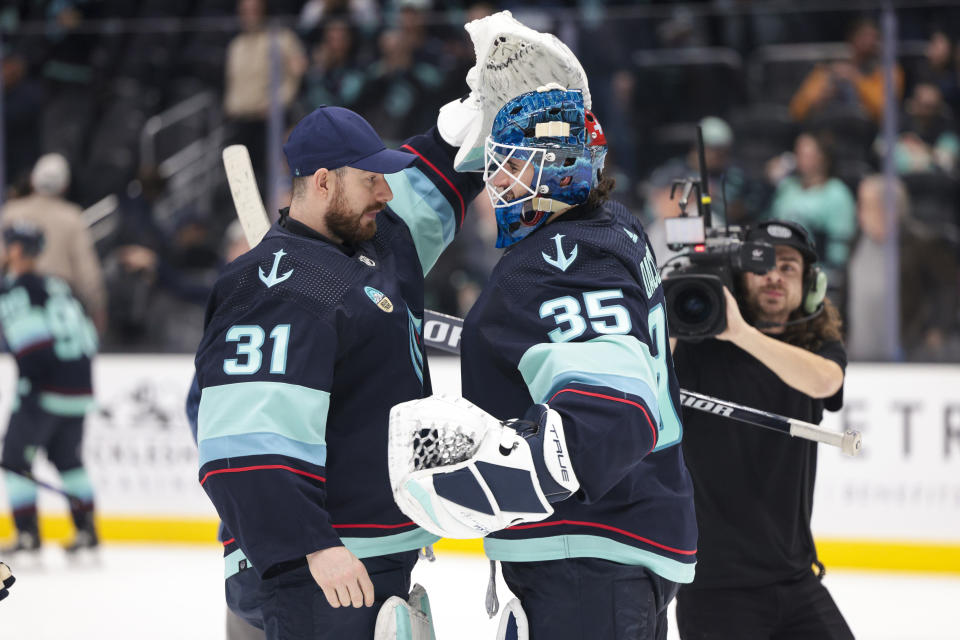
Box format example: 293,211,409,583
389,87,698,639
193,104,482,640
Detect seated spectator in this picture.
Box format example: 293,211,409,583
300,18,367,110
1,153,107,334
790,16,904,124
766,132,857,297
642,162,695,267
354,28,443,145
916,30,960,117
892,82,959,175
648,116,757,225
847,175,960,360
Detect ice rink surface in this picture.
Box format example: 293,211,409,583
2,544,959,640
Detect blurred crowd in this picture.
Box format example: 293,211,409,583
1,0,959,360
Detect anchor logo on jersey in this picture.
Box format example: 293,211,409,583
259,250,294,288
542,233,578,272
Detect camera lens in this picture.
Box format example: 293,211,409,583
674,288,713,325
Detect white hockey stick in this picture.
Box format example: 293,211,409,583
223,145,271,247
221,145,862,457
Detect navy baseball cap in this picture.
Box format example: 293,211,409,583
283,106,416,176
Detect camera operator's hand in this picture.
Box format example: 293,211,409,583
716,287,751,344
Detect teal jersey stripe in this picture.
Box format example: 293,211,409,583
518,335,660,416
199,432,328,468
341,527,439,559
4,472,37,509
484,534,696,584
198,381,330,446
38,392,94,416
385,167,456,275
60,467,94,501
3,308,52,352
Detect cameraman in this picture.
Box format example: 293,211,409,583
670,220,854,639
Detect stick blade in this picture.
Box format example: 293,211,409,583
222,145,270,247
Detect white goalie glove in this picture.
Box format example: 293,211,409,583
438,10,590,171
0,562,14,602
388,395,579,539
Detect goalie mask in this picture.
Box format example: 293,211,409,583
484,87,607,248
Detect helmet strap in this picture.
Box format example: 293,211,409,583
531,197,572,215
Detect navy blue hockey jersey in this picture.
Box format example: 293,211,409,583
461,201,697,583
195,128,482,578
0,273,96,415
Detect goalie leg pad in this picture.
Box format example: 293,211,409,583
496,598,529,640
374,583,436,640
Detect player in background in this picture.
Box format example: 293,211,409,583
671,221,853,639
193,105,482,639
0,224,99,555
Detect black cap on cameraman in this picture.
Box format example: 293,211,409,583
745,220,818,264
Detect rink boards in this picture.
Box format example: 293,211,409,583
0,354,957,574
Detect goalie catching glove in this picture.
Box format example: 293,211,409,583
388,395,579,539
437,10,590,171
0,562,14,601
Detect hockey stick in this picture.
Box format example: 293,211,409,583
223,145,271,247
0,463,86,508
221,146,863,457
420,310,861,456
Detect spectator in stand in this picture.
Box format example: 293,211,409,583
892,82,959,176
643,162,695,268
649,116,758,225
354,28,444,145
916,30,960,118
0,153,107,334
1,47,44,189
847,175,960,361
300,18,368,111
224,0,307,180
790,16,904,124
766,132,857,297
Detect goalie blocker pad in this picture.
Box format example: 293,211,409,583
389,396,579,539
374,583,436,640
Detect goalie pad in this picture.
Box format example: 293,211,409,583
374,583,435,640
388,396,579,539
496,599,529,640
438,10,590,171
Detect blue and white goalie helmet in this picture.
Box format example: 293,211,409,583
484,85,607,248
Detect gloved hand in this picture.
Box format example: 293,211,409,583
0,562,15,601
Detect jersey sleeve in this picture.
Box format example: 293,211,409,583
195,296,340,577
385,127,484,275
0,283,58,385
510,250,683,504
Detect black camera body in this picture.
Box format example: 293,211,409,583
662,225,776,340
658,124,777,340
